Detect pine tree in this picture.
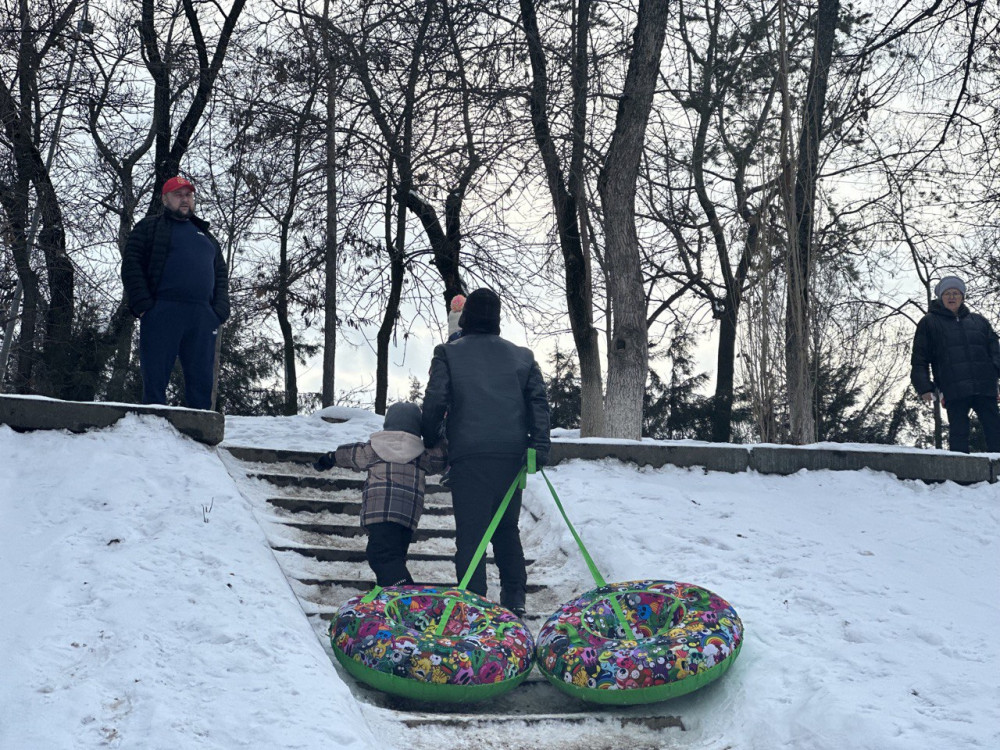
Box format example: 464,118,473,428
547,348,582,430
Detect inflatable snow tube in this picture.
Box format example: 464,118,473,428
536,580,743,705
331,584,534,703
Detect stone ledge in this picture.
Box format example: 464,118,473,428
224,440,993,485
549,440,993,485
549,442,750,474
0,394,224,446
748,445,991,485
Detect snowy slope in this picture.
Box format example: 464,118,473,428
2,410,998,749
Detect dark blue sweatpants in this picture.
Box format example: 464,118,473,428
139,300,219,410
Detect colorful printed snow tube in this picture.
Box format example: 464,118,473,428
536,580,743,705
331,584,534,703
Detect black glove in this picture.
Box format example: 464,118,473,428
313,452,336,472
532,449,548,469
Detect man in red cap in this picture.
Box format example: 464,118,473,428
121,176,230,409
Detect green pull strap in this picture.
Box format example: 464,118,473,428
435,464,528,636
361,585,382,604
539,467,637,641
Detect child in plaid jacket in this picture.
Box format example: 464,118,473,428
314,402,447,586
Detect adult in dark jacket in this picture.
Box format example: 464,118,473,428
121,177,230,410
421,288,551,615
911,275,1000,453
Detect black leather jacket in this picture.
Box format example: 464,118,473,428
911,299,1000,402
421,333,551,463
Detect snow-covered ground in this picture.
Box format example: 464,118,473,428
2,409,998,749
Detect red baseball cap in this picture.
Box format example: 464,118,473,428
162,176,195,195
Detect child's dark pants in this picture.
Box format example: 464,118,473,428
365,522,415,586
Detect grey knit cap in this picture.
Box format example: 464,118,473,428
934,276,966,298
382,402,422,436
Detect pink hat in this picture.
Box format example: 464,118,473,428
450,294,466,312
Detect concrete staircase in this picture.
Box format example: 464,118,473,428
221,445,687,749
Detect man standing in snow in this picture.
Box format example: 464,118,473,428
421,288,551,616
911,275,1000,452
121,176,230,410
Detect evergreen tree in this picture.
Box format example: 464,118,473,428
547,348,582,430
644,334,715,440
408,376,424,404
813,355,920,444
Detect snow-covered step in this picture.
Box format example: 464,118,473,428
261,508,458,535
269,550,453,582
272,544,534,565
249,470,448,494
266,496,455,516
299,579,549,607
277,521,457,539
247,472,365,490
225,446,328,464
394,710,684,732
265,528,460,557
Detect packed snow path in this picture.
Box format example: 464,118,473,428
220,445,688,749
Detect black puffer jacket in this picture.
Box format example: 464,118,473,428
121,213,230,322
911,299,1000,401
421,333,551,463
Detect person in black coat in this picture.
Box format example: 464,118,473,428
421,288,551,616
121,177,230,410
911,275,1000,453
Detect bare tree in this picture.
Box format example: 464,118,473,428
597,0,671,439
783,0,838,444
0,0,81,397
140,0,248,205
321,0,339,407
517,0,607,436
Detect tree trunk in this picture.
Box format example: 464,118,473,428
13,275,40,393
5,197,41,393
0,278,23,391
597,0,670,439
106,196,141,401
575,196,605,437
2,100,75,398
322,4,338,408
276,201,297,416
376,174,406,416
519,0,605,436
142,0,248,206
0,179,39,392
709,219,758,441
785,0,839,445
275,214,298,417
402,191,466,303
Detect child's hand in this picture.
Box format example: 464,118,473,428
313,452,336,471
